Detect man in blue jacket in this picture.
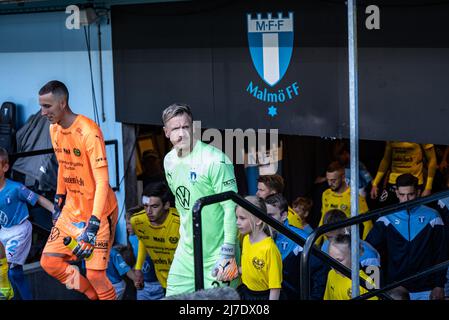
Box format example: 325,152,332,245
366,173,447,300
265,193,329,300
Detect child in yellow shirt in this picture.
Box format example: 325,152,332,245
324,234,378,300
236,196,283,300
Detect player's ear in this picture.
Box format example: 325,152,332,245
2,162,9,173
164,201,170,210
163,126,169,138
280,210,288,222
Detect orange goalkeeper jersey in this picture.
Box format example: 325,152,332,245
50,115,117,222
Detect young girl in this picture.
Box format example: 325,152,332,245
236,196,282,300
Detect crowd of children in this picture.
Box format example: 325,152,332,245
2,137,449,300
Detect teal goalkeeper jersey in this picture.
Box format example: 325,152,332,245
164,140,238,261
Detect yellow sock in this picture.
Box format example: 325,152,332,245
0,258,14,300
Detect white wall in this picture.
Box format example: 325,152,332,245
0,11,127,244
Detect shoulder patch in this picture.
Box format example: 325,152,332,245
377,216,391,226
129,207,145,217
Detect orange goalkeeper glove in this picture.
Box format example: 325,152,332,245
211,243,239,282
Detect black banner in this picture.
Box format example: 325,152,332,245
112,0,449,144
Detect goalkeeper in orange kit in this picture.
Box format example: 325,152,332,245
38,80,118,300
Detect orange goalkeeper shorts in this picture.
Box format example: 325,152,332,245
43,208,118,270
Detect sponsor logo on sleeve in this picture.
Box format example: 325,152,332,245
223,178,236,187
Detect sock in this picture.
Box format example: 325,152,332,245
0,258,13,300
86,269,117,300
40,255,98,300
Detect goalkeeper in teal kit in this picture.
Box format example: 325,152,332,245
162,103,240,296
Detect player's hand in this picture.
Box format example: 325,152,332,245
134,270,144,290
370,185,379,199
439,161,448,172
74,216,100,259
52,194,66,224
421,189,431,197
211,243,239,282
430,287,444,300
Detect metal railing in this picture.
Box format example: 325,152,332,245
300,189,449,300
191,191,391,299
10,139,120,191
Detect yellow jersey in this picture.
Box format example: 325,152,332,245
387,142,433,185
320,187,372,239
372,142,436,190
287,206,306,230
241,235,282,291
324,269,378,300
130,208,180,288
50,115,117,221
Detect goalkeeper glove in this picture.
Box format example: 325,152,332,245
52,194,66,224
211,243,239,282
74,216,100,260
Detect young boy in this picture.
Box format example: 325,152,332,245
126,209,164,300
0,147,54,299
321,209,381,272
106,244,139,300
324,234,378,300
130,182,180,294
291,196,314,234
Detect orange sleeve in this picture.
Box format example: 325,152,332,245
50,125,66,196
86,127,109,170
91,166,110,219
85,128,110,219
56,162,66,195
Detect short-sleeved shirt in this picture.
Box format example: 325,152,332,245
320,187,372,239
128,234,158,283
241,235,282,291
324,269,378,300
106,247,131,284
0,179,38,228
50,115,117,222
130,208,180,288
387,142,434,185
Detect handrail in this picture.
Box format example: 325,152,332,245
352,260,449,300
192,191,391,299
300,188,449,300
9,139,120,191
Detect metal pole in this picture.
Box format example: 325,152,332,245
97,22,106,122
192,201,204,291
348,0,360,298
